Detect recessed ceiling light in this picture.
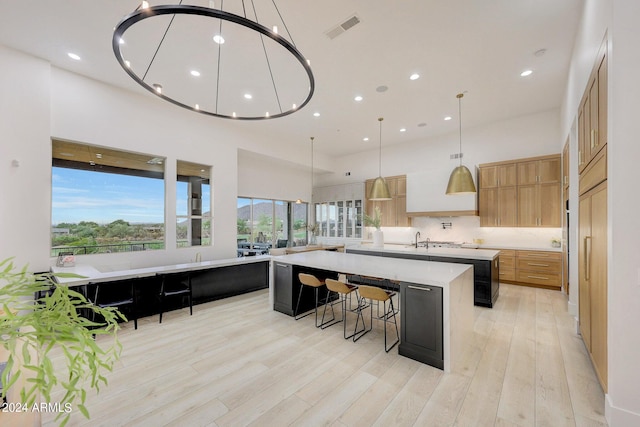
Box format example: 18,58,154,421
444,116,452,121
520,69,533,77
213,34,225,44
363,137,369,141
67,52,81,61
190,70,201,77
244,93,252,99
409,73,420,80
400,128,406,132
313,112,320,117
376,85,388,93
354,95,363,102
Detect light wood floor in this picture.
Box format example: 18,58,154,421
35,284,606,427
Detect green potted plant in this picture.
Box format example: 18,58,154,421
0,257,125,426
363,206,384,247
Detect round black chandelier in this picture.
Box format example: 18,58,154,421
112,1,314,120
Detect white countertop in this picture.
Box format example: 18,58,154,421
51,255,271,286
272,251,471,288
477,244,563,252
346,243,500,261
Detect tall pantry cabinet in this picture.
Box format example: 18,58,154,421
578,36,608,392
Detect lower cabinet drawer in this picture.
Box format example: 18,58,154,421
516,271,561,287
498,268,516,281
515,258,561,273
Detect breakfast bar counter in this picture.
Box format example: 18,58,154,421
271,251,474,372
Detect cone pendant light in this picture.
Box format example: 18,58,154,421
369,117,392,200
446,93,477,195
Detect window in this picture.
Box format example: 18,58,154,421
237,197,308,255
51,140,165,255
314,199,362,238
176,161,211,247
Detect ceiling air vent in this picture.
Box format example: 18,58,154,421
325,14,361,40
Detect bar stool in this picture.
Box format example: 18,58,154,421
353,285,399,352
92,280,137,330
322,278,365,339
295,273,334,327
158,272,193,323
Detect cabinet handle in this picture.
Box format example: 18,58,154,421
276,263,290,268
591,129,597,149
584,236,592,281
526,253,550,258
579,150,583,165
528,263,549,267
527,275,549,280
408,285,432,291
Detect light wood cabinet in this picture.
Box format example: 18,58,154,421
577,34,607,392
365,175,409,227
480,163,517,188
478,163,517,227
579,180,607,391
516,155,561,227
496,249,515,282
486,248,561,288
515,250,562,288
479,155,560,228
579,38,608,173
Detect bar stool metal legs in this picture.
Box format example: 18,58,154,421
294,273,334,328
322,278,365,338
353,285,399,352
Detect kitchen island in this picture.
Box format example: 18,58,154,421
346,244,500,308
271,251,474,372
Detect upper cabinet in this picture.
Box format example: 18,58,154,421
578,39,608,173
478,163,517,227
406,168,478,216
365,175,409,227
479,154,561,228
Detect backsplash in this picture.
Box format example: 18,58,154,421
318,216,562,250
411,216,562,249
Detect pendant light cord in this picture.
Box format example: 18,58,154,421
310,136,314,198
378,117,383,175
457,93,463,167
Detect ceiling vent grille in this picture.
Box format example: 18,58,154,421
325,14,361,40
450,153,464,160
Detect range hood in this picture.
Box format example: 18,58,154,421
406,169,478,217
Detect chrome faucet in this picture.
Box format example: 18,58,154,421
415,231,421,248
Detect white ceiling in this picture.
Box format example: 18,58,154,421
0,0,583,157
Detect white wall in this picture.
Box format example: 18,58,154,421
237,149,311,202
316,109,561,187
0,46,52,272
608,1,640,424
